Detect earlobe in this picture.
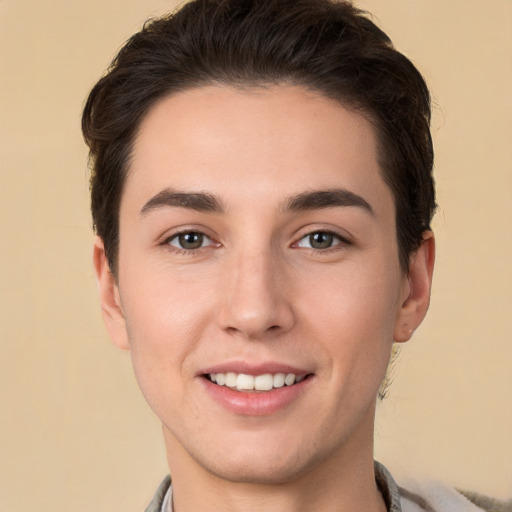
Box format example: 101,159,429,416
93,237,131,350
394,231,435,343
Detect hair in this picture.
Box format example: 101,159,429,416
82,0,436,277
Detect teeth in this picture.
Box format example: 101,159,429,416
284,373,296,386
254,374,273,391
225,372,237,387
273,373,285,388
236,374,254,390
208,372,305,391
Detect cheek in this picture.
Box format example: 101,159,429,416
123,285,208,359
301,257,402,334
298,260,401,379
120,289,208,420
117,261,218,396
120,252,216,338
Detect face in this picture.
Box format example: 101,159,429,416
95,85,433,486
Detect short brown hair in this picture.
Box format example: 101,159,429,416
82,0,436,276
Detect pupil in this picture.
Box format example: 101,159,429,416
310,232,333,249
179,232,203,249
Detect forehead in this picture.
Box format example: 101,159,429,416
126,84,392,216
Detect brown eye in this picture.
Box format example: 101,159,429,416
169,232,207,250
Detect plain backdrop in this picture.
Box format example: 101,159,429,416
1,1,511,510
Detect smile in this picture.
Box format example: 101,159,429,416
208,372,306,391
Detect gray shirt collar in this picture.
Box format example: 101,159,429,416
146,461,403,512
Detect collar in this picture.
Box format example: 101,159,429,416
147,461,403,512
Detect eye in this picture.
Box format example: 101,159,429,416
296,231,345,250
167,231,213,250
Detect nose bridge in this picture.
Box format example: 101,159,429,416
219,243,293,338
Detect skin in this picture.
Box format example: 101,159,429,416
94,85,434,512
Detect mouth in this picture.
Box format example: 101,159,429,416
204,372,310,392
200,366,314,415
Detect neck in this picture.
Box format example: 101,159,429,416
163,407,387,512
173,465,385,512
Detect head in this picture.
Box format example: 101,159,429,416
83,0,436,490
82,0,436,278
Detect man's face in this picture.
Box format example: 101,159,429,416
97,85,429,484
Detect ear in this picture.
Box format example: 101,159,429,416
394,231,435,343
93,237,130,350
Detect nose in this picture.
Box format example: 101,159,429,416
217,248,295,339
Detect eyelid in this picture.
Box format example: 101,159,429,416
292,227,352,250
168,231,214,248
160,226,221,251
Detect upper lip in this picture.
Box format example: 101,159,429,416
198,361,312,376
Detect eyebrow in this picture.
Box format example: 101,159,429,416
140,187,373,217
140,189,224,215
284,189,374,215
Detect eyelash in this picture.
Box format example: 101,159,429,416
293,229,351,253
162,230,218,255
162,228,350,256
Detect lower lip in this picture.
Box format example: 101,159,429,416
201,377,312,416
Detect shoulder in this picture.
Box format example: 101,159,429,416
456,490,512,512
144,475,171,512
375,461,510,512
399,479,511,512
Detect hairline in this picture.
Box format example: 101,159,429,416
108,79,408,279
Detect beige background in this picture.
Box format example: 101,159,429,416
1,0,511,510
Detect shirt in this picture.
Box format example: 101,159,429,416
144,461,504,512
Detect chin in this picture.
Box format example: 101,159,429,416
184,430,338,486
200,451,320,486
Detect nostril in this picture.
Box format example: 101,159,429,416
218,289,295,337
